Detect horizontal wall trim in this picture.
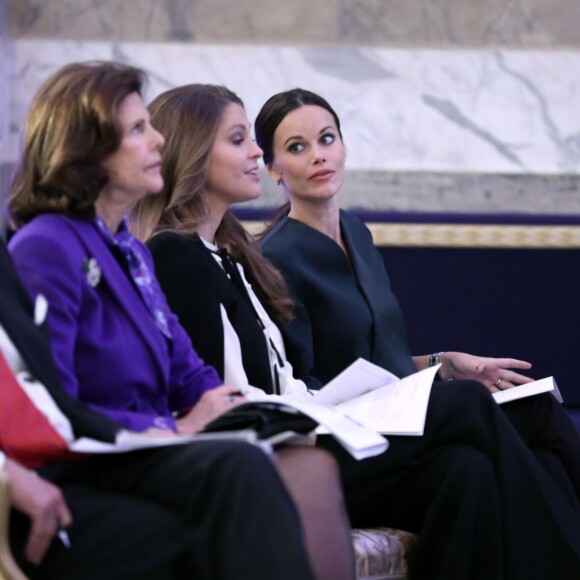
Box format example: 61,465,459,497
246,170,580,215
242,221,580,249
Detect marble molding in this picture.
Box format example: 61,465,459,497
9,0,580,49
248,170,580,215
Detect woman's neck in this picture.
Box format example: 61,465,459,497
196,203,228,245
94,195,130,233
288,198,343,249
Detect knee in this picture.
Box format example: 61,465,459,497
444,445,492,474
275,446,346,507
300,447,341,487
276,446,340,483
434,379,494,413
207,440,279,482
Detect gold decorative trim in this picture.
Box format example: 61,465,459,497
243,221,580,249
367,223,580,248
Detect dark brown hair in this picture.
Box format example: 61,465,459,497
9,60,145,228
129,84,294,324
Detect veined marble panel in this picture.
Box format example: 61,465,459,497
0,0,12,165
337,0,580,49
9,0,580,49
9,0,340,44
11,40,580,178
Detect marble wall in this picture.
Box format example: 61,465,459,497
9,0,580,48
3,0,580,215
0,0,13,216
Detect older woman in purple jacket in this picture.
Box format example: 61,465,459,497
6,61,354,579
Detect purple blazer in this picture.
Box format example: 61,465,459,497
8,213,222,432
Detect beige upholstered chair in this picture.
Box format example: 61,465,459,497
352,527,417,580
0,469,27,580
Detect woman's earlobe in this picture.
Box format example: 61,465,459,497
266,166,282,185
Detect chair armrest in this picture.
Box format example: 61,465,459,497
0,469,27,580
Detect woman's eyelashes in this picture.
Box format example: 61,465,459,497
286,133,336,154
231,131,248,146
287,142,304,154
130,120,145,134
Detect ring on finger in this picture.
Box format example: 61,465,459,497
227,395,237,404
493,377,502,388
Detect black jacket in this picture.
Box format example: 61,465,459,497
261,210,417,388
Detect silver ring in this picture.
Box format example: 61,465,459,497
227,395,237,404
494,378,502,388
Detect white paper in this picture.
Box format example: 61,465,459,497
286,400,389,460
312,358,400,406
70,429,269,454
492,376,562,405
336,365,439,435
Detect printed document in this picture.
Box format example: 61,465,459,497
492,376,562,405
312,359,438,435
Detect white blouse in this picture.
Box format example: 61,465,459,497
200,237,313,403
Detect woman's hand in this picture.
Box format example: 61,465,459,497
175,384,247,434
439,351,533,393
5,458,72,565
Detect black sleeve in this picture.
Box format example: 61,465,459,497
148,233,227,380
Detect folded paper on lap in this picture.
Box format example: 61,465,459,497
492,376,562,404
314,361,438,436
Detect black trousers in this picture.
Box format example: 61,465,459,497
10,440,314,580
318,381,580,580
501,390,580,503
